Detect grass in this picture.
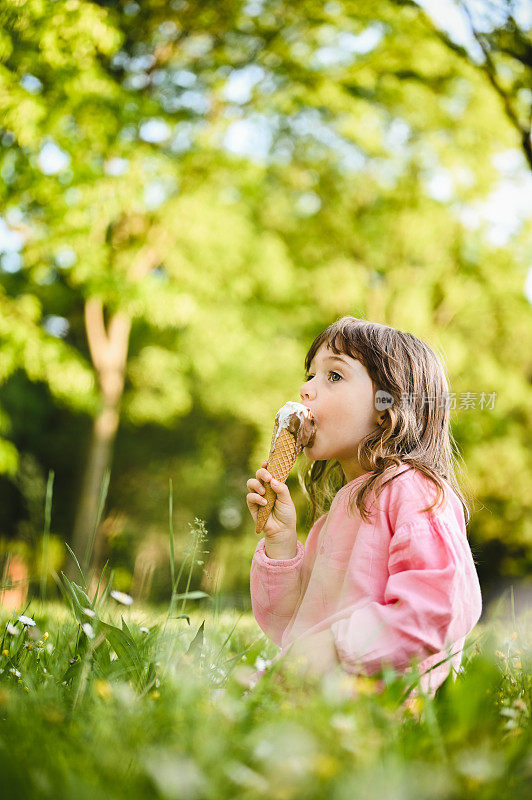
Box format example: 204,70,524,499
0,483,530,799
0,594,529,800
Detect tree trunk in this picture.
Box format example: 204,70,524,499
68,403,121,580
66,299,131,581
66,239,163,584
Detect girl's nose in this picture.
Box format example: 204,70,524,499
300,381,315,400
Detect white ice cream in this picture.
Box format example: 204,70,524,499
272,401,316,452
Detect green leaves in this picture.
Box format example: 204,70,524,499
57,570,93,623
186,620,205,658
99,617,148,690
54,569,157,691
0,0,530,595
1,594,530,800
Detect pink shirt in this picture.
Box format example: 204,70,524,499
250,464,482,696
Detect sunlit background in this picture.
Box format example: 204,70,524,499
0,0,530,617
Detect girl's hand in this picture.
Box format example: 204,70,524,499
280,630,341,681
246,461,297,540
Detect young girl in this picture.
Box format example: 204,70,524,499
246,316,482,697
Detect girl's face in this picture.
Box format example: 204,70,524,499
300,343,384,481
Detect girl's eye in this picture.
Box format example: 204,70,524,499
304,372,342,382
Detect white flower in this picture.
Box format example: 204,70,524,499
110,590,133,606
331,713,356,734
82,623,95,640
9,667,21,678
82,608,96,618
17,615,36,627
254,656,272,672
139,626,150,634
6,623,18,636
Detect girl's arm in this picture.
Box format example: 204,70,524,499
329,515,482,676
250,515,327,647
250,538,304,647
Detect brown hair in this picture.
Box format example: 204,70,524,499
299,316,474,528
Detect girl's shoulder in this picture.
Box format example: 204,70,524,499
379,461,449,494
376,463,460,528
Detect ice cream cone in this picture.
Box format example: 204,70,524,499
256,427,299,534
255,402,316,535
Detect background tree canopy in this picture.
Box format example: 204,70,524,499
0,0,530,608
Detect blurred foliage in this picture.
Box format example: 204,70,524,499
0,0,530,604
0,593,530,800
413,0,532,169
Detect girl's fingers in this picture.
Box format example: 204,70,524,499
256,467,273,483
268,478,285,496
247,492,268,507
245,463,273,522
250,471,286,500
247,478,265,494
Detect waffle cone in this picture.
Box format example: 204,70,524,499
256,426,299,535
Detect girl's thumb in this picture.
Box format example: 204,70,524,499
271,479,286,495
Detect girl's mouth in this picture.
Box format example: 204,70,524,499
304,428,317,448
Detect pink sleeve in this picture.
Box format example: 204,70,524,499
250,538,305,646
250,514,327,647
329,515,482,675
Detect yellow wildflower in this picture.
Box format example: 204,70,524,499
312,754,340,779
353,675,378,695
403,696,425,718
95,679,112,700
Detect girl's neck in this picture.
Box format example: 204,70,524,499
342,469,373,486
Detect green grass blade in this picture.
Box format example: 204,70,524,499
168,478,175,592
40,469,54,603
64,542,86,589
82,466,110,576
95,567,115,611
214,612,244,663
91,560,109,607
171,591,210,600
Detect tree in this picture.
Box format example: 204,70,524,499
411,0,532,169
0,0,529,599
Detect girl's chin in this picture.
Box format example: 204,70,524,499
304,442,320,458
